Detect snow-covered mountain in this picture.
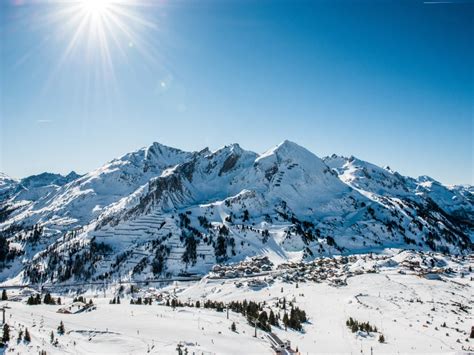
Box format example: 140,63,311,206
12,171,82,202
1,143,193,229
19,171,81,189
324,154,474,227
0,141,471,285
0,173,18,199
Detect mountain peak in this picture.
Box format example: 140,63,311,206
19,171,80,189
211,143,243,156
228,142,242,151
417,175,436,183
146,141,189,158
276,139,303,151
257,140,322,164
0,172,18,196
0,172,16,181
108,142,192,171
65,171,81,180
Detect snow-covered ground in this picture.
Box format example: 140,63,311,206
5,298,268,354
1,253,472,354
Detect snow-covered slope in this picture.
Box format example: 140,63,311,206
0,173,18,199
19,171,81,190
11,171,82,202
416,176,474,224
324,154,474,228
1,143,193,229
324,155,414,197
0,141,471,285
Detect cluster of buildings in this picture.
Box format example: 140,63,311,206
209,256,274,278
275,256,361,286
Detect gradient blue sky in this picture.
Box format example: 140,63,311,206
1,0,473,184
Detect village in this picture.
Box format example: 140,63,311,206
207,250,473,288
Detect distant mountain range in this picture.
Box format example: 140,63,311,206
0,141,472,285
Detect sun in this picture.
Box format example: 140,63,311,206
79,0,112,15
39,0,160,91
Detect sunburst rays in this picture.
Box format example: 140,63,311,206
20,0,165,99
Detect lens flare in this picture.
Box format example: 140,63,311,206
38,0,162,96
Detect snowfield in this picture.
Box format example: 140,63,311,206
1,251,472,354
6,298,269,354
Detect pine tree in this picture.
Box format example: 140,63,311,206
258,311,270,331
44,293,55,305
289,308,302,331
269,310,279,327
231,322,236,332
117,296,121,304
27,294,42,305
215,235,227,260
283,313,289,330
269,310,275,325
57,321,65,335
1,290,7,301
50,331,54,344
351,323,359,333
24,328,31,342
379,334,385,343
17,329,23,342
2,324,9,343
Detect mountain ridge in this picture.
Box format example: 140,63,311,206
0,140,471,285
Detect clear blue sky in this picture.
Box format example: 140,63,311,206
1,0,473,184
